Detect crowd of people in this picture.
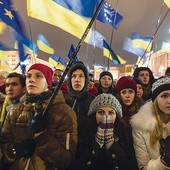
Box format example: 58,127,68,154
0,61,170,170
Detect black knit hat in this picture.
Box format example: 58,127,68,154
133,78,143,87
152,76,170,101
99,71,113,81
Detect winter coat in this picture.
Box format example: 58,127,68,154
0,90,77,170
130,101,170,170
81,115,138,170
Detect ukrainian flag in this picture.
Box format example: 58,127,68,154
103,40,121,65
27,0,96,42
0,50,8,61
131,33,152,52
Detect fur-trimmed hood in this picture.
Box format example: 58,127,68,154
130,101,157,132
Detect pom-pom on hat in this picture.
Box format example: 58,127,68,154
99,71,113,81
152,76,170,101
88,93,122,117
115,76,137,94
28,63,53,89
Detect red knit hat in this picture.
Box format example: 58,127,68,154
28,63,53,88
115,76,137,94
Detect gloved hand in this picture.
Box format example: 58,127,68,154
160,136,170,167
30,113,49,134
105,115,114,150
95,115,106,148
13,139,36,157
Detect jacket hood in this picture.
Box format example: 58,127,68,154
130,101,157,132
67,61,89,97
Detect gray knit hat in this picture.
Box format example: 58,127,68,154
152,76,170,101
88,93,122,117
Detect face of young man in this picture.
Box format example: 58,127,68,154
71,69,85,92
138,70,150,85
52,70,63,83
26,69,49,95
5,77,26,101
120,88,135,106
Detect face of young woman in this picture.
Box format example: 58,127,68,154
157,90,170,116
100,75,113,89
136,84,143,98
120,88,135,106
26,69,49,95
96,106,117,124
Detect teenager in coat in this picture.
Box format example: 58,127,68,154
0,63,77,170
82,93,136,170
131,76,170,170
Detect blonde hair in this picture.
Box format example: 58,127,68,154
150,99,164,149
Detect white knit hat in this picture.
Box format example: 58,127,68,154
88,93,122,117
152,76,170,101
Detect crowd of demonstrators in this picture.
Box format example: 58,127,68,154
0,71,9,94
64,61,94,170
97,71,116,96
131,76,170,169
0,72,26,129
0,63,77,170
133,67,155,102
82,93,138,170
0,61,170,170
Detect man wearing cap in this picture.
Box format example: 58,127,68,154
131,76,170,169
0,63,77,170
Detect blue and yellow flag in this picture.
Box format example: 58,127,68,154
27,0,96,42
67,44,79,61
103,40,121,65
37,34,54,54
164,0,170,8
97,0,123,29
123,37,146,57
49,54,67,70
0,50,8,61
131,32,152,52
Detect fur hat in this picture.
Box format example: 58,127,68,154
88,93,122,117
115,76,137,94
0,70,9,78
152,76,170,101
99,71,113,81
28,63,53,88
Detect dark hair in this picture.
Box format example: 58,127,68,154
7,72,26,87
165,67,170,76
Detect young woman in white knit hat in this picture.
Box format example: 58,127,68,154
131,76,170,169
80,93,138,170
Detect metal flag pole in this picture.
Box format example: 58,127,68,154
43,0,105,116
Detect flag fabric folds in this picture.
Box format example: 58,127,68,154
103,40,121,65
97,0,123,28
131,32,152,52
0,0,24,34
27,0,96,42
123,37,146,57
67,44,79,61
37,34,54,54
49,54,67,70
164,0,170,8
0,50,8,61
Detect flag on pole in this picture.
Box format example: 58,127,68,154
37,34,54,54
131,32,152,52
103,40,121,65
67,44,79,60
27,0,96,42
97,0,123,28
